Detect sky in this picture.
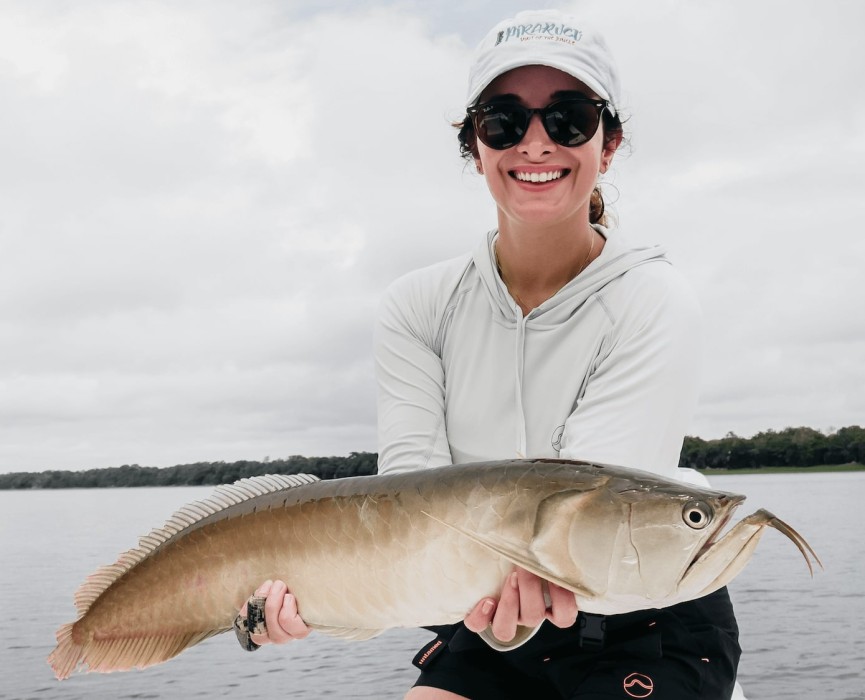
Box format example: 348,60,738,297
1,0,862,473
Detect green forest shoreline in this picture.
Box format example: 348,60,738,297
701,463,864,475
1,425,863,489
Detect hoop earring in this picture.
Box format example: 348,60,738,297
590,186,605,224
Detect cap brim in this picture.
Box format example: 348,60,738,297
467,58,614,115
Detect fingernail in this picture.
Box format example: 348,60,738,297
510,572,518,589
257,580,273,595
481,599,494,615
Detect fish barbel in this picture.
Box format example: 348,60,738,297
48,459,820,679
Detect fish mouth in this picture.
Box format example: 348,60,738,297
692,501,742,562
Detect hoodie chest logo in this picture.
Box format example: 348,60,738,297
551,425,565,452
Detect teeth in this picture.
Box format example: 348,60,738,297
514,170,563,183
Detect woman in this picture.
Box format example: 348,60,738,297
239,10,741,699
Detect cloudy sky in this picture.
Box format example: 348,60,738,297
1,0,862,473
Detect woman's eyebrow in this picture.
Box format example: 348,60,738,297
483,90,597,104
551,89,595,101
483,93,521,103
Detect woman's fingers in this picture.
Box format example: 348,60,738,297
244,579,310,646
545,580,579,628
277,592,311,639
463,596,497,633
262,580,293,644
489,571,520,642
464,568,580,642
515,568,546,628
248,580,275,646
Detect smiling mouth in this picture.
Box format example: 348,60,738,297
510,169,570,183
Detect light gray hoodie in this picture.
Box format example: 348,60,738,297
375,226,702,481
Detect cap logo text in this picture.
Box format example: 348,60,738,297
495,22,583,46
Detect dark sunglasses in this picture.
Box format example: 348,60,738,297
467,97,609,150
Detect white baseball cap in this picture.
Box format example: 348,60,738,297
466,10,621,116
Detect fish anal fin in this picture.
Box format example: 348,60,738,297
421,511,593,599
48,625,225,680
311,624,384,641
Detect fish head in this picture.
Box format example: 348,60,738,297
614,481,746,603
531,469,746,612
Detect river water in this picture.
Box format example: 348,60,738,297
1,472,862,700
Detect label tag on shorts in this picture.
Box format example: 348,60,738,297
412,636,447,670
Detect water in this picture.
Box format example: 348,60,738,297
0,472,862,700
719,473,865,700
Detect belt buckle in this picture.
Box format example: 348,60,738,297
578,612,606,651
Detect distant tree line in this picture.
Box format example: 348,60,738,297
679,425,865,470
0,452,378,490
2,426,863,489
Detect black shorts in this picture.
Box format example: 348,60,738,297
411,587,741,700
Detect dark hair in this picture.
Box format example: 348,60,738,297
454,109,625,227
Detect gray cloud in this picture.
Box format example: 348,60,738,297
0,0,862,472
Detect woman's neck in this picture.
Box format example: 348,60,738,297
494,218,603,315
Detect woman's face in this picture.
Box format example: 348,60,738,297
474,65,619,232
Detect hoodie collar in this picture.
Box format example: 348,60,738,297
472,226,669,325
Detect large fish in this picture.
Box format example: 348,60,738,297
48,459,819,679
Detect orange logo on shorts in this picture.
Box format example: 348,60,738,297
623,672,654,698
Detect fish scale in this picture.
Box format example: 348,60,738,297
48,459,820,679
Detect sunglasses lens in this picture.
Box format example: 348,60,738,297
471,99,604,150
544,101,601,147
474,105,528,150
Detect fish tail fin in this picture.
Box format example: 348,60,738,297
49,472,321,678
48,624,223,680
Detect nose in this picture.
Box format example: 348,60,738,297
518,112,556,159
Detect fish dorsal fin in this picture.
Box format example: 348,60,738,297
420,511,594,599
72,473,320,617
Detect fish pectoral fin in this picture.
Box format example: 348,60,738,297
310,624,385,641
421,512,593,598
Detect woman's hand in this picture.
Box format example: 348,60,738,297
241,579,311,646
463,567,578,642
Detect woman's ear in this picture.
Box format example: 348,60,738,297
469,133,483,174
600,131,623,174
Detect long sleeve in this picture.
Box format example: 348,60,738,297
374,272,455,474
558,266,703,479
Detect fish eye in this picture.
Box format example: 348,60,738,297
682,501,713,530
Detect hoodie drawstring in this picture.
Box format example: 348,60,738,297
514,313,528,459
